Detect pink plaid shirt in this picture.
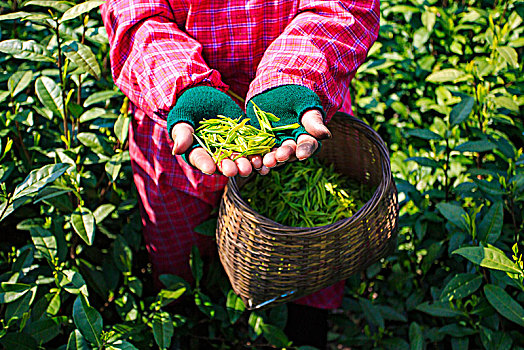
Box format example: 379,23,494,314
101,0,379,309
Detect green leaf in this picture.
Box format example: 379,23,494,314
106,340,139,350
66,330,91,350
24,1,73,12
8,70,33,98
478,202,503,243
0,333,37,350
77,132,112,155
0,39,54,62
13,163,69,199
190,245,203,285
194,291,215,318
484,284,524,327
405,128,442,140
0,90,10,104
493,96,519,113
0,282,32,303
496,46,519,68
226,290,245,324
24,317,61,344
0,11,33,21
480,327,513,350
261,324,290,348
413,27,430,49
405,157,440,168
248,312,264,339
105,152,124,182
426,69,466,83
450,95,474,126
451,337,469,350
60,0,106,23
30,227,57,262
71,206,95,245
416,301,464,317
409,322,424,350
455,140,496,153
440,273,482,301
72,295,103,347
438,323,476,337
114,113,130,144
93,203,115,224
152,312,174,350
452,246,522,275
113,235,132,273
83,90,122,107
194,218,217,237
5,286,36,319
62,41,101,80
35,76,63,118
359,298,385,329
436,202,468,232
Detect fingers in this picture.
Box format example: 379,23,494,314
301,109,331,140
248,155,263,170
217,158,238,177
295,134,319,161
275,139,296,163
234,157,252,177
171,122,195,155
188,148,217,175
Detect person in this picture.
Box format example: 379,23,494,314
101,1,379,347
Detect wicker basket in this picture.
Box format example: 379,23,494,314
216,113,399,310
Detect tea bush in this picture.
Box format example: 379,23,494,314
0,0,522,349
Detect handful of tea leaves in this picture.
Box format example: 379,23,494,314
193,103,300,163
241,158,374,227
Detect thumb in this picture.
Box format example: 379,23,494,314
171,122,195,155
301,109,331,140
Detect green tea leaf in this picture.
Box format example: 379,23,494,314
226,290,245,324
496,46,519,68
0,39,54,62
359,298,385,329
0,282,32,303
405,128,442,140
30,227,57,262
0,333,37,350
62,41,101,79
114,113,130,144
478,201,503,243
66,330,90,350
71,206,95,245
455,140,496,153
83,90,122,107
440,273,482,301
190,245,203,285
72,295,103,347
5,286,36,319
484,284,524,327
426,69,466,83
436,202,468,232
77,132,113,155
8,70,33,98
450,95,474,126
13,162,68,199
35,76,63,118
416,301,464,317
493,96,519,113
409,322,424,350
194,291,215,318
24,1,73,12
261,324,290,348
453,246,521,274
24,317,61,344
152,312,174,350
60,0,106,21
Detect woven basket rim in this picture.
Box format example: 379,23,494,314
226,114,393,235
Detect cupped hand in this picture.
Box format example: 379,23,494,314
171,122,255,178
260,109,331,172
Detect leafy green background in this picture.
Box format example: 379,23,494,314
0,0,522,349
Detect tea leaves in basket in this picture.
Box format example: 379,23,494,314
240,157,374,227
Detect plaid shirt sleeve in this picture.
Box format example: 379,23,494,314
100,0,228,125
247,0,380,120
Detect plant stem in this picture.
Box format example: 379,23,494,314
54,17,70,149
15,121,32,167
444,136,450,201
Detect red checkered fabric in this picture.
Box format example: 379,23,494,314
101,0,379,309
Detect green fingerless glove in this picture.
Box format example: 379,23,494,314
246,85,326,145
167,86,245,167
